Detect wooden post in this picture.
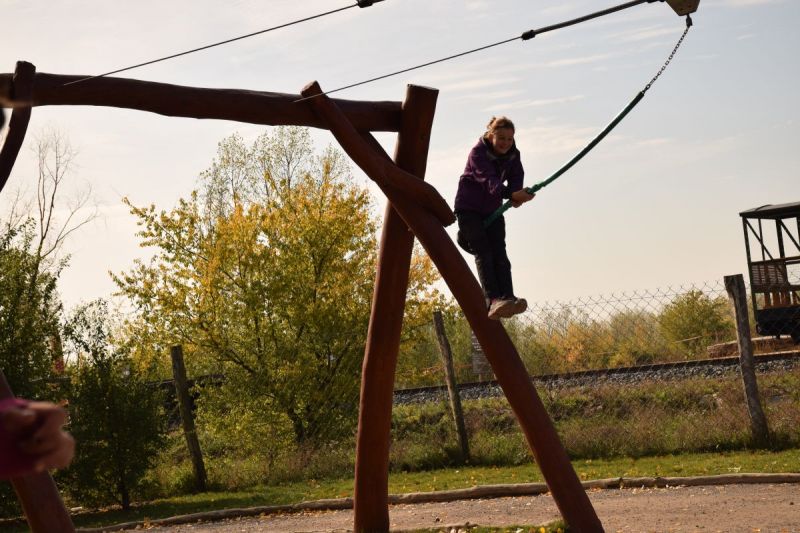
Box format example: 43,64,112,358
170,345,208,492
0,371,75,533
433,311,471,462
0,61,35,193
352,85,439,532
724,274,770,446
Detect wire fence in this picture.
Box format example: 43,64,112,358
153,278,800,491
398,277,800,467
5,277,798,518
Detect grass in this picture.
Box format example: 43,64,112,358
2,448,795,532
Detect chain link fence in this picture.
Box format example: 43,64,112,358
397,278,800,468
8,278,793,519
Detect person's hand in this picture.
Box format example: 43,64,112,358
1,401,75,473
511,189,535,208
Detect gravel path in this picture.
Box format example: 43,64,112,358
138,483,799,532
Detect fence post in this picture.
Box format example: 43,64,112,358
432,311,471,462
170,345,208,491
0,370,75,533
724,274,770,446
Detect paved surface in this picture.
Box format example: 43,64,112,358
141,483,800,532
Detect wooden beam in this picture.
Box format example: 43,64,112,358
299,82,454,226
0,71,403,132
353,84,438,532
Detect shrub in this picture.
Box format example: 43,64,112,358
60,300,166,510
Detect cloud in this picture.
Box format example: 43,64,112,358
435,77,518,93
633,137,673,147
515,121,599,157
722,0,784,5
614,26,679,43
541,54,614,68
484,95,585,112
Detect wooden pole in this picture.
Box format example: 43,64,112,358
0,61,35,193
301,80,603,533
724,274,770,446
352,85,438,532
0,371,75,533
0,71,402,133
170,345,208,492
433,310,471,462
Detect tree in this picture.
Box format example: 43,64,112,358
0,222,62,399
0,128,94,397
115,127,445,445
61,300,165,510
659,289,735,358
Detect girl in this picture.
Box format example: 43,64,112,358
454,116,534,320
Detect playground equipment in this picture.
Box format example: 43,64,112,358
740,201,800,343
0,2,700,531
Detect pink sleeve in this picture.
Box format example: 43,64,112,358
0,398,37,479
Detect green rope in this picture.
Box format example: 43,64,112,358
483,15,692,228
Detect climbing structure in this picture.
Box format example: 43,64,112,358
0,62,603,533
0,3,701,532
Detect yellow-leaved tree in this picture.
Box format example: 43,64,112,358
114,127,446,462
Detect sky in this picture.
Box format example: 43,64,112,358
2,0,798,312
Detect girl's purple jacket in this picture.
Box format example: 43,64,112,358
454,136,525,216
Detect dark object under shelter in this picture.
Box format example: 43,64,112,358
740,201,800,342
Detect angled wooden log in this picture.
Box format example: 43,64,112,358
352,85,438,532
0,61,35,193
300,80,603,533
0,371,75,533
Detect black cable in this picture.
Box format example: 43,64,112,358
299,36,521,101
294,0,654,102
64,1,383,87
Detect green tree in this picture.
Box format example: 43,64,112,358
605,309,668,367
658,289,735,358
62,300,165,510
0,222,62,399
114,127,444,445
0,129,93,398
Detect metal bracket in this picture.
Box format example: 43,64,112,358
665,0,700,16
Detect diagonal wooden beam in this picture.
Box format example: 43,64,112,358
0,61,35,194
300,80,603,533
296,82,454,226
0,371,75,533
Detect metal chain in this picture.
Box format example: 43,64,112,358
644,15,692,93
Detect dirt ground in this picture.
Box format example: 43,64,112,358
140,483,800,533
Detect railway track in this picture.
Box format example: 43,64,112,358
393,351,800,405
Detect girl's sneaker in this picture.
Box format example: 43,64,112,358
488,297,528,320
488,298,516,320
511,297,528,315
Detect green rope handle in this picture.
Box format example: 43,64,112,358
483,15,691,228
483,90,644,227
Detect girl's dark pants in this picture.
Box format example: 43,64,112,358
456,210,514,303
